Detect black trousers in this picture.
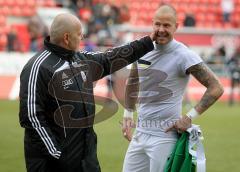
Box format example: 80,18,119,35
24,129,101,172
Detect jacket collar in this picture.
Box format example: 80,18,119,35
44,36,75,60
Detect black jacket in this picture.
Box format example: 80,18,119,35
19,36,153,170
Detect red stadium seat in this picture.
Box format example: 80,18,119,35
26,0,35,7
0,0,4,6
188,4,198,13
214,21,223,28
209,0,221,5
0,34,7,51
0,16,6,26
1,6,10,15
235,5,240,13
0,26,10,34
150,1,160,10
44,0,56,7
22,7,36,17
196,22,204,28
130,1,141,11
178,4,188,13
134,20,146,26
11,6,22,16
196,13,206,22
197,4,208,13
223,23,232,29
231,13,240,27
5,0,15,6
36,0,56,7
178,12,185,23
15,0,26,7
206,13,216,22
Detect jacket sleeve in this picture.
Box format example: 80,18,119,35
20,64,62,159
79,36,154,81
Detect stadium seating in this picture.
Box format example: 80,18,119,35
97,0,240,28
0,0,240,51
0,0,56,51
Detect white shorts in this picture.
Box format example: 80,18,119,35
122,131,177,172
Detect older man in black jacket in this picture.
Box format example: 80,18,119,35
19,13,156,172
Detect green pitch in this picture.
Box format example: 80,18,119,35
0,100,239,172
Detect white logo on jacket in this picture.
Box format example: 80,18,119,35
62,79,73,89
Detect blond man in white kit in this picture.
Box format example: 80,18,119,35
122,5,224,172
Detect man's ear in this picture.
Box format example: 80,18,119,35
175,23,179,30
63,33,69,45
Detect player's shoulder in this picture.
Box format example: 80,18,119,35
174,41,199,58
20,50,52,78
23,50,48,69
24,50,65,75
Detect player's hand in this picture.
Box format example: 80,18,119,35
121,117,135,141
165,115,192,133
150,30,158,42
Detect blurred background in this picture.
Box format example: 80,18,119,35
0,0,240,172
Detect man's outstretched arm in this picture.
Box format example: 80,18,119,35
81,32,157,82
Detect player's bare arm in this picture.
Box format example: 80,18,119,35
125,62,139,111
166,62,224,133
187,62,224,114
122,63,139,141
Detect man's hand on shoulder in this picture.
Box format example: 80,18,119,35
150,30,158,42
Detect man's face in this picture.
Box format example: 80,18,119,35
152,13,178,45
68,22,83,51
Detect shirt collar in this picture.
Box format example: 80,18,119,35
154,39,177,53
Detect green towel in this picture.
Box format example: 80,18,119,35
164,132,195,172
